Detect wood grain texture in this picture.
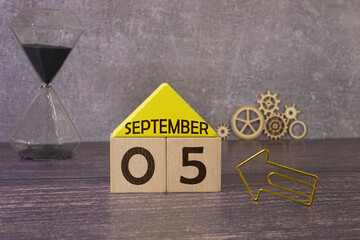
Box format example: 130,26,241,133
1,138,360,239
110,136,166,193
167,137,221,192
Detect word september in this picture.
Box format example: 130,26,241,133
125,119,209,135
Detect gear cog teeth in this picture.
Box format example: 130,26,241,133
231,105,264,140
264,113,288,140
257,90,281,116
284,103,300,120
216,123,231,140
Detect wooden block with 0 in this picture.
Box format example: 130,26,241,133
167,137,221,192
110,136,166,193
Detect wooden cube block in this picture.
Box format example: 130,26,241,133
166,137,221,192
110,136,166,193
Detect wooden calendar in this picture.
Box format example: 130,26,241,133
110,83,221,193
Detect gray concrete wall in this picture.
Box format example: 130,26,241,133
1,0,359,141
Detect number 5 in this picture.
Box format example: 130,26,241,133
180,147,207,184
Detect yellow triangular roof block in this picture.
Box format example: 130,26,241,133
113,83,217,138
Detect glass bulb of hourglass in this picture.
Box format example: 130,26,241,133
9,9,83,159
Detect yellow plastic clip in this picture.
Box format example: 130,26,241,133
236,149,318,206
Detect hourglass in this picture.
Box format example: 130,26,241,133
9,9,84,159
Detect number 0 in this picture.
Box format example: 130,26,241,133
180,147,207,184
121,147,155,185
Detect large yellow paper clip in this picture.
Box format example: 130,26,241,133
236,149,318,206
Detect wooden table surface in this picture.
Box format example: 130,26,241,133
1,139,359,239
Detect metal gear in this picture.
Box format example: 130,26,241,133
216,124,231,140
231,105,264,140
284,104,300,121
264,113,288,140
257,91,281,116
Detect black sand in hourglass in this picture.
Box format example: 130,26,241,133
22,44,72,84
10,9,83,160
